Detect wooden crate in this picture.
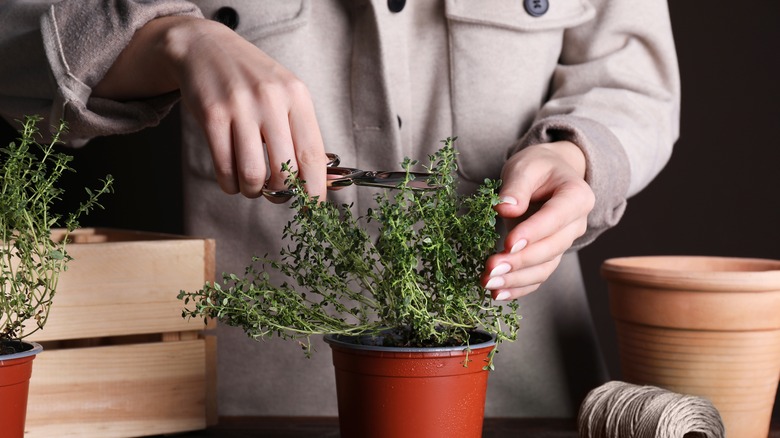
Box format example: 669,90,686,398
24,228,217,438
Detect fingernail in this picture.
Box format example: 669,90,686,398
499,196,518,205
510,239,527,254
489,263,512,277
494,291,511,301
485,277,505,290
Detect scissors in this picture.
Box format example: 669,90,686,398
261,153,441,200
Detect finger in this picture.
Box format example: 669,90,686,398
484,218,586,279
503,179,593,254
232,116,267,198
327,172,347,191
494,162,537,219
483,255,563,292
492,284,542,301
288,87,327,201
202,113,239,195
493,148,557,218
261,109,298,204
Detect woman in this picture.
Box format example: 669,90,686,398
0,0,679,417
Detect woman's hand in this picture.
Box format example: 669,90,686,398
482,141,594,300
94,16,328,201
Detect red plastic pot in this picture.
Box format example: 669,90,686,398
0,341,43,438
324,332,495,438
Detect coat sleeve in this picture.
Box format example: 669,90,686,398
0,0,203,144
510,0,680,249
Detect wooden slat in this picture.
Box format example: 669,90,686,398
26,340,208,438
203,238,218,331
51,240,205,306
27,229,214,341
30,300,206,341
52,228,196,244
205,335,219,426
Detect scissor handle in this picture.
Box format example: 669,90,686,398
261,152,439,199
262,152,342,200
326,153,340,167
327,166,368,188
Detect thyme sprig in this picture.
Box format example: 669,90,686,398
1,116,113,351
180,138,521,367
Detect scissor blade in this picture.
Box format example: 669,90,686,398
359,171,441,191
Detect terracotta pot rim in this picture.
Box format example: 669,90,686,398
602,255,780,291
0,341,43,362
323,331,496,353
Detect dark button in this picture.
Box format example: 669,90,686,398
213,7,240,30
524,0,549,17
388,0,405,13
397,115,402,129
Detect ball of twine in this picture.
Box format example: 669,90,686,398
578,381,725,438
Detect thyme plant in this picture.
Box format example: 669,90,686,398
180,138,521,366
1,116,113,353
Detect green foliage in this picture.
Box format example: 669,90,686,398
0,116,113,349
180,138,520,366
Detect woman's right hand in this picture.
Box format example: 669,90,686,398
94,16,328,201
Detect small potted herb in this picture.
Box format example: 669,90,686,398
180,138,521,437
0,116,112,437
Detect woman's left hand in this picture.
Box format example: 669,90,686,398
482,141,595,300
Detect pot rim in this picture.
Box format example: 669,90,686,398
0,341,43,361
602,255,780,291
323,330,496,353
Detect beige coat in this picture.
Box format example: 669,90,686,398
0,0,679,417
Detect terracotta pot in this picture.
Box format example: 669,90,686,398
0,341,43,438
602,256,780,438
324,332,495,438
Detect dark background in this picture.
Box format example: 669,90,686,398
577,1,780,421
2,1,778,420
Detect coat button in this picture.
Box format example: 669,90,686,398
213,7,240,30
524,0,549,17
388,0,405,13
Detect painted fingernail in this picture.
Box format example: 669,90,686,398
485,277,505,290
494,291,511,301
510,239,528,254
489,263,512,277
499,196,518,205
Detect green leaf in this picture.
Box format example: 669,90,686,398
1,116,112,341
175,138,520,367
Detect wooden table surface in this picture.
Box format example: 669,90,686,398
161,417,780,438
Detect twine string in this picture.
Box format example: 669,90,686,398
577,381,725,438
